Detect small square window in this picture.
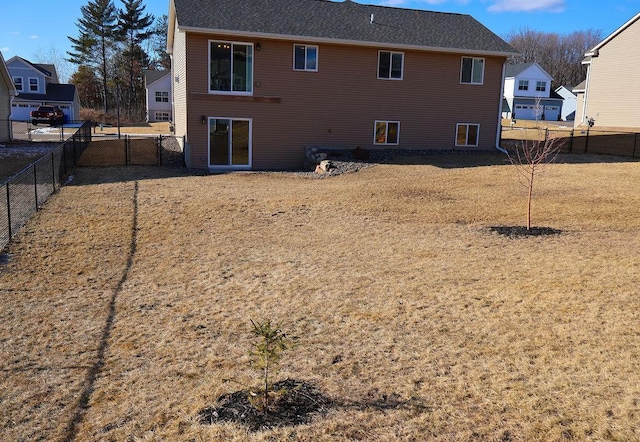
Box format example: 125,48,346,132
536,81,546,92
374,120,400,145
461,57,484,84
13,77,23,91
378,51,403,80
155,91,169,102
518,80,529,91
293,44,318,71
456,123,479,147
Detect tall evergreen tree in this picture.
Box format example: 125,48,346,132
67,0,120,113
118,0,154,116
149,14,170,70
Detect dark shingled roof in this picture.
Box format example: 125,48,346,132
173,0,517,55
505,62,538,77
145,69,170,86
16,84,77,102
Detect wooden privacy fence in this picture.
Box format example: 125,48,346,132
78,135,164,167
501,126,640,158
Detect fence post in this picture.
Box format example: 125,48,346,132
633,133,638,158
125,135,130,166
33,165,38,210
6,183,11,240
545,128,549,143
585,127,590,153
569,130,574,153
158,135,162,166
51,151,57,191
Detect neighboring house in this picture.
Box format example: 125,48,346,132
502,62,563,121
167,0,517,171
145,70,172,122
555,86,577,121
575,12,640,128
6,56,80,123
0,52,17,141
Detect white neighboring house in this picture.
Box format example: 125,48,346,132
6,56,80,123
502,62,563,121
555,86,577,121
0,52,17,140
144,70,172,122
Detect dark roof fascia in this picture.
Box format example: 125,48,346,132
178,25,518,57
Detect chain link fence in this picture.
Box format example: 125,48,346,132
0,121,92,251
501,124,640,158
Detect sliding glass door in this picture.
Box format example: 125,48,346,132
208,118,251,168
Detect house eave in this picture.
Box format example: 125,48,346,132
176,25,519,57
586,11,640,56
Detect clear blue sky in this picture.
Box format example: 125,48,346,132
1,0,638,81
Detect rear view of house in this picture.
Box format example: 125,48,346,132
168,0,517,171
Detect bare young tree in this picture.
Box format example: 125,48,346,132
507,99,564,230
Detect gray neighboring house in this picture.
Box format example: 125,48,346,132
7,56,80,123
0,52,17,140
144,70,172,122
502,62,563,121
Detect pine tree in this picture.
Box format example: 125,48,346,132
150,14,170,70
67,0,120,113
117,0,154,118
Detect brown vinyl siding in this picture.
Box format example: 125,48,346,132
583,19,640,128
183,33,506,170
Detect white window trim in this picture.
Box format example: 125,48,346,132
455,123,480,147
536,81,546,92
155,90,169,102
377,51,404,80
207,116,253,170
13,76,24,91
374,120,400,145
28,77,39,92
518,80,529,91
293,44,319,72
460,57,485,85
155,111,170,121
208,40,254,96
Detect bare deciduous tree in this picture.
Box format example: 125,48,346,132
507,99,564,230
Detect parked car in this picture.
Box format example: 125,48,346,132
30,106,65,126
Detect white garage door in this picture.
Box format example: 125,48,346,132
514,104,538,120
544,105,560,121
10,103,40,121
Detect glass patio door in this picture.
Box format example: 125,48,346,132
209,118,251,168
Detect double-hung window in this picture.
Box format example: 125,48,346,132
374,121,400,145
294,44,318,71
13,77,23,92
536,81,546,92
209,41,253,94
378,51,403,80
155,91,169,102
29,78,38,92
518,80,529,91
460,57,484,84
456,123,480,147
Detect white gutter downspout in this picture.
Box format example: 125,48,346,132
495,60,508,154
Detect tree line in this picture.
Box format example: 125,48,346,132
505,28,603,91
67,0,169,122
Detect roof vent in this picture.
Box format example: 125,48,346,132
370,13,374,24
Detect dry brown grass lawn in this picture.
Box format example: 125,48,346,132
1,154,640,441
